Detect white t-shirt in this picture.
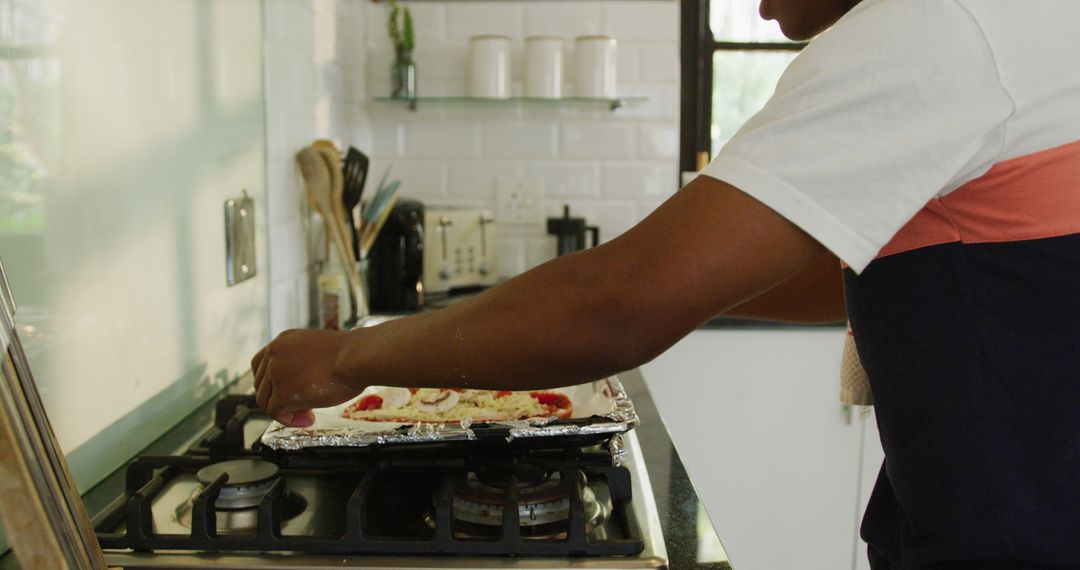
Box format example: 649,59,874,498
700,0,1080,273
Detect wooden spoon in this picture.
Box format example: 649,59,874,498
314,144,353,259
296,146,363,294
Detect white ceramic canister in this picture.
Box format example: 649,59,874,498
468,35,512,98
574,35,617,98
525,36,564,99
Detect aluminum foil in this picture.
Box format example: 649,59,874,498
261,376,639,450
608,433,628,467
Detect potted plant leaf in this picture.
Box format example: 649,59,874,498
388,0,416,100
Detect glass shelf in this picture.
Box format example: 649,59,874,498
372,96,647,111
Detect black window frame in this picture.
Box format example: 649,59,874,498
679,0,805,175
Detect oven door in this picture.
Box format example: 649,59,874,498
0,256,106,568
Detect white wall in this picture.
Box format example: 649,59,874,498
0,0,268,491
263,0,373,335
364,1,680,275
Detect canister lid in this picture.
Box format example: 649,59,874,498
469,34,512,41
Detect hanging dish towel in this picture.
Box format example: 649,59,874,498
840,325,873,405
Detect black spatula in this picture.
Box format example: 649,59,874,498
342,147,369,260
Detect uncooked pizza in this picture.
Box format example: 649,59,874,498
342,387,574,423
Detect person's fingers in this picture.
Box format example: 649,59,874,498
256,365,273,411
290,409,315,427
267,390,297,425
249,345,266,388
275,409,315,428
254,349,270,388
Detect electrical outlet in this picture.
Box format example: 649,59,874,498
495,177,545,225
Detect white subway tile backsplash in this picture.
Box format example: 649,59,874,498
614,42,641,82
448,160,524,199
638,197,669,219
497,237,528,278
602,162,678,198
593,200,639,242
524,162,599,198
602,2,679,42
443,101,524,122
483,123,558,158
295,58,321,107
405,122,481,158
371,122,405,158
269,278,299,336
526,236,557,270
524,2,603,39
637,123,679,159
416,45,470,80
640,42,679,82
210,0,262,40
265,41,297,104
124,0,197,42
293,271,312,329
282,0,316,53
560,124,636,159
266,159,303,225
446,2,525,40
269,218,307,286
377,159,447,201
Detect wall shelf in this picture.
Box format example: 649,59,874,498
371,96,647,112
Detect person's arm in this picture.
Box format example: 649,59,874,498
252,176,827,425
723,252,846,324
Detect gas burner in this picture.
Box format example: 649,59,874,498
426,466,609,539
175,459,305,533
196,459,280,509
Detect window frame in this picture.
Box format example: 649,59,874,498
679,0,805,175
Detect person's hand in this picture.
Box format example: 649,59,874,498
250,328,362,427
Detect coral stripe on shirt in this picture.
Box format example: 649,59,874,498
877,139,1080,259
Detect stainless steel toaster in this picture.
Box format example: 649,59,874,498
367,202,498,312
422,205,498,295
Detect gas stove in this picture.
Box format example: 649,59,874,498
92,396,669,568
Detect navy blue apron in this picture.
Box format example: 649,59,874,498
844,234,1080,569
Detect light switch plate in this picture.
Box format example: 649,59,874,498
494,177,545,225
225,192,256,286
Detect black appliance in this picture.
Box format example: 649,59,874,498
547,205,599,256
367,199,425,312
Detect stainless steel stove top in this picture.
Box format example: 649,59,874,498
101,431,668,569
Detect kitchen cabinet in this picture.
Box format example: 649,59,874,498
641,329,883,570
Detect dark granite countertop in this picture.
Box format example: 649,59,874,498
701,316,844,330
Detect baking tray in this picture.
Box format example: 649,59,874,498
260,376,638,451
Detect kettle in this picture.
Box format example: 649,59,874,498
546,205,599,256
367,199,425,312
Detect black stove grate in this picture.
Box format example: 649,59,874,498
93,454,644,556
92,395,645,557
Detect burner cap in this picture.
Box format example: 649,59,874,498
196,459,279,488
